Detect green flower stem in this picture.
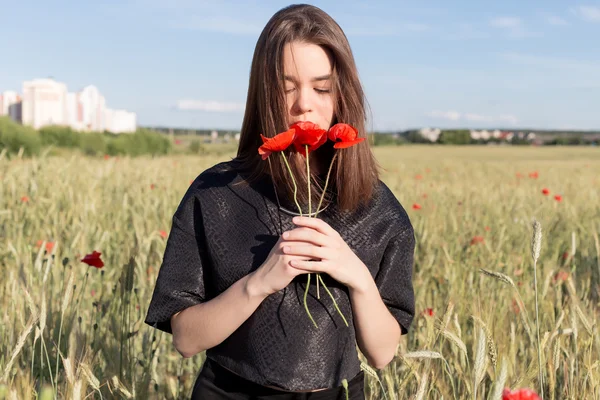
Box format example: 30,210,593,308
304,145,316,319
318,273,349,327
314,151,338,301
304,273,318,328
314,151,337,219
279,152,303,217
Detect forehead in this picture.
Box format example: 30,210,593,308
282,42,332,80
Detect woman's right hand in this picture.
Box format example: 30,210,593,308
248,235,313,298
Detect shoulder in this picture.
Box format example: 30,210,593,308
171,160,240,227
189,159,240,193
368,179,413,236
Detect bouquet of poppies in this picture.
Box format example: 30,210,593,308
258,121,364,328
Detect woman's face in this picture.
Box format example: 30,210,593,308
282,41,335,130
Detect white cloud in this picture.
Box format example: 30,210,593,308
571,6,600,22
426,110,461,121
427,111,518,125
546,15,569,26
169,16,263,34
490,17,522,28
498,52,599,72
176,100,245,112
489,16,542,38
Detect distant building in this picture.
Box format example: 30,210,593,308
418,127,441,142
0,90,22,122
79,85,106,131
105,108,136,133
2,78,137,133
22,78,69,129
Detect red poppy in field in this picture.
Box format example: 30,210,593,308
412,203,422,210
36,240,55,253
159,230,168,239
290,121,327,156
553,270,569,283
21,196,30,203
561,251,570,260
541,188,550,195
470,236,485,245
529,171,539,179
422,193,428,198
175,139,182,145
484,226,491,231
554,194,562,202
425,168,431,173
81,251,104,269
258,128,295,160
103,154,110,160
502,388,540,400
150,184,156,190
327,123,364,149
423,308,434,317
415,174,423,180
516,172,523,178
512,298,520,314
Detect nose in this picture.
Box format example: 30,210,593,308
290,87,312,116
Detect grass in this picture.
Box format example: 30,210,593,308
0,145,598,399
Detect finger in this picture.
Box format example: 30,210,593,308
289,259,329,273
282,244,329,260
281,227,331,247
291,216,338,237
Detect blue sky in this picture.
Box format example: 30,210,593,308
1,0,599,131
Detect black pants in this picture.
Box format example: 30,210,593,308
191,358,366,399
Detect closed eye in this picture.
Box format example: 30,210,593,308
315,88,330,94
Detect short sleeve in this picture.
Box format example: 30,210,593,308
144,191,208,334
375,225,416,335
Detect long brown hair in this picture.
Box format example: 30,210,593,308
235,4,380,212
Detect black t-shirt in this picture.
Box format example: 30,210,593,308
144,159,415,391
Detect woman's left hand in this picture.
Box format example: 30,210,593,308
281,216,370,292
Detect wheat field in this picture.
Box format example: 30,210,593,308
0,145,599,399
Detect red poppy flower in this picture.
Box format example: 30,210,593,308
21,196,30,203
415,174,423,180
81,251,104,269
159,230,168,239
258,128,295,160
290,121,327,156
470,236,485,245
103,154,110,160
423,308,434,317
36,240,55,253
412,203,422,210
327,123,364,149
150,184,156,190
529,171,539,179
516,172,523,178
502,388,540,400
553,271,569,283
484,226,491,231
512,299,520,314
541,188,550,195
554,194,562,202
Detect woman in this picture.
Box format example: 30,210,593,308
145,4,415,399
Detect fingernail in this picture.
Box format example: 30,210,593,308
282,231,289,239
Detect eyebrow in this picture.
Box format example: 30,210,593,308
284,74,331,83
